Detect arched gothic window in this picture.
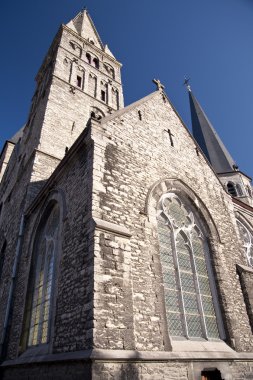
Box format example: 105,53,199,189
27,203,60,346
227,182,237,196
157,193,222,340
86,53,91,64
236,184,243,197
93,58,99,69
236,219,253,267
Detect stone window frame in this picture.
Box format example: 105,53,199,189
226,181,237,197
145,178,226,345
27,203,60,347
103,62,115,79
236,215,253,268
19,189,66,357
69,40,82,58
157,193,222,340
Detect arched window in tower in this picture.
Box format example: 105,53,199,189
69,41,82,58
104,63,115,79
27,203,60,346
86,53,91,64
236,184,243,197
236,220,253,267
227,182,237,196
76,67,85,90
247,185,252,198
111,88,119,110
100,81,108,103
157,193,223,340
88,74,97,98
93,58,99,69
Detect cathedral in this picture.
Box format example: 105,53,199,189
1,9,253,380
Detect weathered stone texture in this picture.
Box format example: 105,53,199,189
92,361,189,380
0,142,15,182
90,91,253,352
2,8,253,380
1,361,91,380
4,131,93,359
232,362,253,379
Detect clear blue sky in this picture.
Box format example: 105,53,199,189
1,0,253,177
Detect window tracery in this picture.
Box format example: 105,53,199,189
157,193,221,340
27,203,59,346
236,219,253,267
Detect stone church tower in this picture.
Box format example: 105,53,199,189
1,9,253,380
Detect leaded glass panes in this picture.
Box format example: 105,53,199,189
28,204,59,347
157,193,221,340
236,220,253,267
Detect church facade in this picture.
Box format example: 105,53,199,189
0,10,253,380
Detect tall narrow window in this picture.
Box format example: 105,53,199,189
236,220,253,267
0,240,6,282
157,193,222,340
76,75,82,88
93,58,99,69
86,53,91,64
27,203,60,346
101,90,106,102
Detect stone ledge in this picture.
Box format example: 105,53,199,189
93,218,131,237
237,263,253,274
3,348,253,367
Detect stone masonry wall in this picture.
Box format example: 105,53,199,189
90,90,253,352
92,361,189,380
0,143,15,182
38,26,123,160
1,361,91,380
4,130,94,359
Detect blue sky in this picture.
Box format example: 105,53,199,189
1,0,253,177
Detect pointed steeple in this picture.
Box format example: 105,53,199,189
66,9,103,49
188,87,237,174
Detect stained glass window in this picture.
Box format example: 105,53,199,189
157,193,221,340
28,204,59,346
236,220,253,267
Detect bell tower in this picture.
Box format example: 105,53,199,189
20,9,124,164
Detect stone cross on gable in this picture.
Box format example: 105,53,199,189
153,79,165,91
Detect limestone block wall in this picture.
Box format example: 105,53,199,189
90,90,253,353
57,27,123,102
3,129,93,359
92,361,189,380
0,157,36,353
34,25,123,161
0,143,15,183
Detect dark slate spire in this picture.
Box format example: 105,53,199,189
188,87,237,173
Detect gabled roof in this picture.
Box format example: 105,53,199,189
66,10,104,49
101,91,159,124
188,89,237,174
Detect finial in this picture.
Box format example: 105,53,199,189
183,77,191,92
82,6,87,11
153,79,165,91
